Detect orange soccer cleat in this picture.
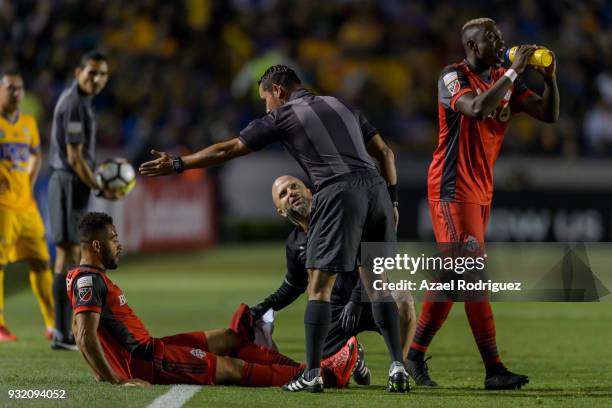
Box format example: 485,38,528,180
0,325,17,342
321,336,358,388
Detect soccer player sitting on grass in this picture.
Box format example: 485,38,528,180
69,212,357,387
243,175,416,386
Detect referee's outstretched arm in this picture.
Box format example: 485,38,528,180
138,138,252,176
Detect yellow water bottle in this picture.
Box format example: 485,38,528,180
506,46,554,67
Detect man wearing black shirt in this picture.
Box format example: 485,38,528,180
249,175,416,386
140,65,408,393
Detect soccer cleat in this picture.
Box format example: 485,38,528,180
0,326,17,342
320,336,358,388
387,361,410,392
50,333,78,351
352,342,371,385
406,356,438,386
282,372,324,393
484,368,529,390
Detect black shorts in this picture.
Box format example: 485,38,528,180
306,169,396,272
48,170,91,245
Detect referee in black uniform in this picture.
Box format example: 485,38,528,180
48,51,114,350
140,65,409,393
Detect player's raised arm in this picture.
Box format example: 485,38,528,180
138,137,252,177
512,53,559,123
455,45,536,120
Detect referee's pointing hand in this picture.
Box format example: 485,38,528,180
139,150,174,176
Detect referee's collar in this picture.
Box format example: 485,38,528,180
289,88,311,101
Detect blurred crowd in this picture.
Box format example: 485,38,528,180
1,0,611,164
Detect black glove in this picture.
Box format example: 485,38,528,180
339,301,362,333
250,303,269,321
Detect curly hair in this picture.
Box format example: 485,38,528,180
78,212,114,243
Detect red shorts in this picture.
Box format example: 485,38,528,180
131,331,217,385
429,201,490,243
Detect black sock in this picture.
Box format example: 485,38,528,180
407,348,425,362
304,300,331,376
52,273,67,340
372,298,404,363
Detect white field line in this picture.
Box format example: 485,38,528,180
146,385,203,408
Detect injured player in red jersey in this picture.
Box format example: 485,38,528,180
70,212,357,388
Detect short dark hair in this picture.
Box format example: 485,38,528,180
78,212,114,243
79,50,108,68
258,65,301,91
461,17,496,45
0,65,21,79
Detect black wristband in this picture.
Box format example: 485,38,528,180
387,184,398,206
172,157,184,173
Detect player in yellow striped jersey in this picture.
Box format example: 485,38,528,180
0,68,54,341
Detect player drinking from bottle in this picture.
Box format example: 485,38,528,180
406,17,559,390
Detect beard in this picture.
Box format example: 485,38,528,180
286,202,310,227
100,244,119,270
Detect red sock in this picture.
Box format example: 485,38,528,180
234,343,300,366
240,363,302,387
407,300,453,361
465,301,502,369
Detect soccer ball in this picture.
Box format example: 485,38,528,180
95,158,136,197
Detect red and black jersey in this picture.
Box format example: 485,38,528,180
66,265,153,380
428,61,534,205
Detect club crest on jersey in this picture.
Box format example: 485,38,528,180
190,349,206,359
118,294,127,306
443,72,460,96
78,287,93,302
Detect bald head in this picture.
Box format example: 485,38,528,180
272,175,312,225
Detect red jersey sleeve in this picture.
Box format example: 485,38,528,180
439,67,474,112
71,274,107,314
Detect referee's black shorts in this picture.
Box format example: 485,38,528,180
305,169,395,273
48,170,91,246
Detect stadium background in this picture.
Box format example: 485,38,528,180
1,1,612,407
1,0,611,249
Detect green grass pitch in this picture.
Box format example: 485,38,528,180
1,243,611,407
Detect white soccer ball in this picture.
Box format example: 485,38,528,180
95,158,136,197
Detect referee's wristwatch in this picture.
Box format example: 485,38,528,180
172,157,184,173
